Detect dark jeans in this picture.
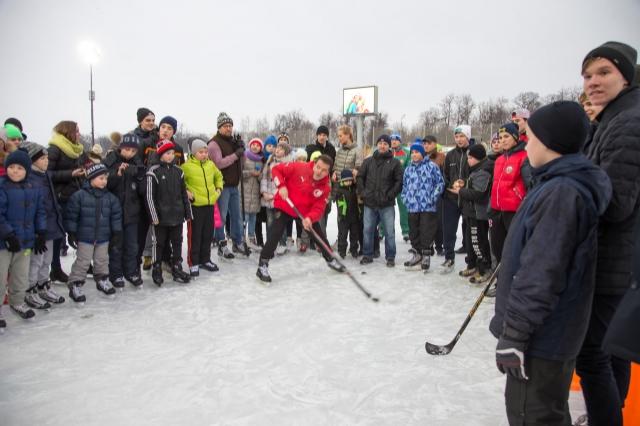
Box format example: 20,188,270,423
363,206,396,259
408,211,438,252
337,216,359,255
434,198,443,252
505,357,574,426
261,210,331,261
442,197,462,261
465,217,491,273
576,294,631,426
109,222,139,281
187,205,214,266
152,224,183,266
489,210,515,263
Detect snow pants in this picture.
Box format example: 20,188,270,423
68,242,109,283
0,249,30,305
408,211,438,253
29,240,54,287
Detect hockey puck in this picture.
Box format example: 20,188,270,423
361,271,367,274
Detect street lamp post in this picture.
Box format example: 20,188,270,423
78,41,101,145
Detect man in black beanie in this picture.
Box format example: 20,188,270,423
305,125,337,238
578,41,640,426
490,101,613,426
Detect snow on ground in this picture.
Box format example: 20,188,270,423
0,211,584,425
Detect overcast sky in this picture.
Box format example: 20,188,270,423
1,0,638,143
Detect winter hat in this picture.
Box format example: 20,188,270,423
264,135,277,148
527,101,589,155
390,133,402,142
88,144,103,163
309,150,322,162
4,148,32,174
217,112,233,129
21,142,48,162
136,107,154,124
4,118,27,140
190,138,208,154
294,148,307,161
249,138,263,151
410,143,425,157
490,132,499,142
453,125,471,140
85,163,108,180
316,125,329,136
340,169,354,182
156,139,176,156
377,134,391,145
422,135,437,144
5,124,23,140
511,108,531,120
498,122,520,143
277,132,290,144
583,41,638,85
120,133,140,150
159,116,177,133
468,144,487,161
276,141,291,155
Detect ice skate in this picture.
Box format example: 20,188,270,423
256,259,272,284
25,287,51,310
96,278,116,296
49,267,68,284
171,264,191,284
112,277,126,291
440,259,455,274
421,251,431,271
326,258,346,273
142,256,153,271
386,258,395,268
469,270,492,284
218,241,235,261
247,237,261,252
152,264,163,287
459,267,477,277
68,282,86,304
190,265,199,279
11,303,35,320
38,281,65,304
200,261,219,272
404,252,423,270
275,243,288,256
125,274,144,288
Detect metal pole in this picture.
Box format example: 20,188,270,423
89,64,95,145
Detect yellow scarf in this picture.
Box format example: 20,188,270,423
49,132,84,159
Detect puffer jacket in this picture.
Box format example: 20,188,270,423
28,168,65,241
582,86,640,295
104,150,146,225
64,181,123,244
146,161,192,226
241,152,263,214
47,135,88,204
490,141,532,212
0,176,47,250
357,150,404,209
459,158,493,221
260,154,292,208
332,142,363,198
181,155,223,207
401,157,444,213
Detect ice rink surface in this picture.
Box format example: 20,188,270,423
0,214,585,425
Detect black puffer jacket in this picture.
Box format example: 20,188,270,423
64,182,123,244
305,140,337,168
47,145,88,204
146,161,192,226
28,169,65,241
104,150,146,225
459,158,492,221
356,150,403,209
443,146,469,202
582,86,640,295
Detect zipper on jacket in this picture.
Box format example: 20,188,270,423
200,162,211,204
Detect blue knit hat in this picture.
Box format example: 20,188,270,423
120,133,140,150
340,169,354,182
390,133,402,142
263,135,277,147
410,143,425,158
4,149,32,177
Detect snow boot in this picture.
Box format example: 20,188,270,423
373,249,380,259
96,278,116,296
152,264,163,286
172,264,191,283
49,267,68,283
440,259,455,274
218,241,235,260
256,258,272,283
459,267,477,277
404,252,423,269
125,274,144,288
232,241,251,257
386,258,395,268
200,260,219,272
190,265,199,278
112,277,126,290
326,259,346,273
421,250,431,271
11,303,35,319
360,256,373,265
37,281,65,304
142,256,153,271
25,286,51,310
68,281,86,303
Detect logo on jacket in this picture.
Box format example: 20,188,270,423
313,189,323,198
505,165,513,174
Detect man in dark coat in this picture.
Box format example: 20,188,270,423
577,41,640,426
357,134,403,267
490,101,612,425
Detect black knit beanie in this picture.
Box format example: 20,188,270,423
583,41,637,85
527,101,589,155
136,107,155,124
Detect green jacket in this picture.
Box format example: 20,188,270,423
392,146,410,169
181,155,224,207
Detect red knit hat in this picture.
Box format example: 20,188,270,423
156,139,175,156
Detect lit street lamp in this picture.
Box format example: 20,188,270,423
78,40,101,145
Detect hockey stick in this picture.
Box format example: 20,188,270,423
285,197,379,303
425,263,501,355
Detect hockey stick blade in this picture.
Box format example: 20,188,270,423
424,264,501,356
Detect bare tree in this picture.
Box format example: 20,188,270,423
542,86,583,104
513,91,542,112
454,93,475,125
418,107,441,135
475,97,511,139
438,94,456,144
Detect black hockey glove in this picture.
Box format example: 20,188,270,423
5,234,21,253
496,326,529,381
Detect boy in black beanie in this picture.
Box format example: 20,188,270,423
490,101,612,425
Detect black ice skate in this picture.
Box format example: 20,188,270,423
11,303,35,319
232,241,251,257
171,264,191,283
326,258,346,273
152,264,163,286
218,241,235,260
200,261,219,272
404,252,423,270
256,259,271,283
126,274,144,288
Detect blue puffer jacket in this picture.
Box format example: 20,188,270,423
0,176,47,250
401,157,444,213
28,169,65,241
64,182,123,244
490,154,612,361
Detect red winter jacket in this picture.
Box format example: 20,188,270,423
272,161,330,223
491,142,529,212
